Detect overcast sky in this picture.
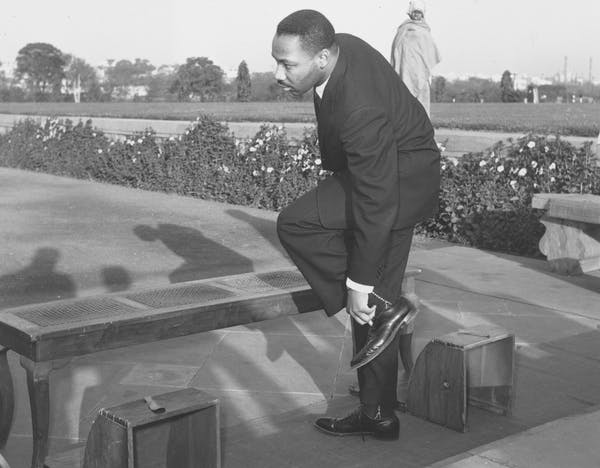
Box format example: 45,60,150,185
1,0,598,80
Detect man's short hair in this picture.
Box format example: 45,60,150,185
276,9,336,55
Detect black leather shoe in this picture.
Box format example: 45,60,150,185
350,296,416,370
314,406,399,440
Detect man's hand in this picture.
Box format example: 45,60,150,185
346,289,376,326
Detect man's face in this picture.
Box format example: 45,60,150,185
271,34,323,97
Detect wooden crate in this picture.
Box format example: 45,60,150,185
406,325,515,432
45,388,219,468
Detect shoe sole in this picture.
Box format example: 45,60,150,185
349,307,416,371
313,422,399,440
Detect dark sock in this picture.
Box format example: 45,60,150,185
363,404,394,419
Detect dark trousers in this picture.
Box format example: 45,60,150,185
277,183,413,410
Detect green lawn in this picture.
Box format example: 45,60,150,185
0,101,598,137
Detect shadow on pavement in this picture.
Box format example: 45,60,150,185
134,223,254,283
0,247,76,309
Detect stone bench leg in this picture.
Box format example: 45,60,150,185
19,357,52,468
539,215,600,275
0,346,14,450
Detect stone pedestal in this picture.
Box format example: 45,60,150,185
532,193,600,275
539,216,600,275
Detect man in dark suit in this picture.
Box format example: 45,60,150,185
273,9,440,440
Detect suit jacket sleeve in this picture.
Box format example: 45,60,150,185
340,106,399,286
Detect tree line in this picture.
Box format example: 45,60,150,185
1,43,597,103
0,42,309,103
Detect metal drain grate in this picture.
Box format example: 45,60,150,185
125,283,234,308
215,270,309,293
214,275,277,293
256,270,308,290
14,297,139,327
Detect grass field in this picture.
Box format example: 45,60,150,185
0,101,598,137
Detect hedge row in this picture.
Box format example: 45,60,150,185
1,115,598,257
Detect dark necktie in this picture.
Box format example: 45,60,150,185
313,90,322,114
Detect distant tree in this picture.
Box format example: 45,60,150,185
169,57,224,101
146,65,178,101
236,60,251,102
64,55,101,102
15,42,66,100
500,70,519,102
0,61,6,88
104,58,155,99
431,76,446,102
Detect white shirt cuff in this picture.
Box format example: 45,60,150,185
346,277,374,294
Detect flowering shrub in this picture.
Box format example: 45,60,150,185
1,115,597,257
0,115,327,212
418,134,600,255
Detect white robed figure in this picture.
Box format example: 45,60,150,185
390,0,441,116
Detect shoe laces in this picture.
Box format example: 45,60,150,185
338,406,364,425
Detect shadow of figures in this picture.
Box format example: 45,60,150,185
225,209,287,256
134,223,253,284
101,266,132,293
0,247,76,309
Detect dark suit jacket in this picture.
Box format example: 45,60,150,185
315,33,440,286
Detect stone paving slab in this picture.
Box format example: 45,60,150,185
430,405,600,468
1,168,600,468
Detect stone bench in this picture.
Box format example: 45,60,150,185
532,193,600,275
0,267,421,468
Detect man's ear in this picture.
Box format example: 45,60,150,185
317,49,330,69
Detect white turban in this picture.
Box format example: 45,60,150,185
407,0,426,15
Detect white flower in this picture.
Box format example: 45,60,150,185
510,180,517,189
249,146,257,152
549,162,556,170
92,132,97,137
539,168,544,175
479,160,487,167
518,168,527,177
252,170,259,177
441,164,447,170
256,138,264,146
450,157,459,166
137,138,143,144
531,161,538,168
265,131,272,138
497,165,504,173
315,158,322,165
132,157,137,163
527,141,535,149
97,149,103,154
544,146,549,153
266,167,274,173
550,176,556,182
169,136,175,141
222,165,230,173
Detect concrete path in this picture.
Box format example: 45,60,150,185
1,113,597,159
1,167,600,467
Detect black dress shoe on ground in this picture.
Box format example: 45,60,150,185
350,296,416,370
314,406,399,440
